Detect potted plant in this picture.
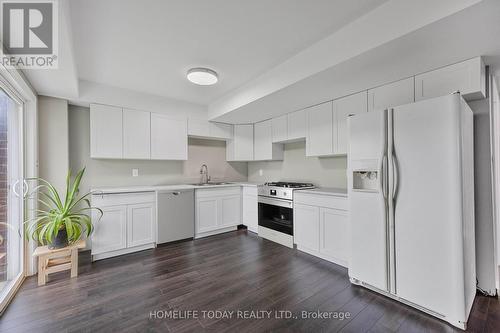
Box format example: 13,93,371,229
25,167,103,249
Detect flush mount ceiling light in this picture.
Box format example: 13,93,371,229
187,67,218,85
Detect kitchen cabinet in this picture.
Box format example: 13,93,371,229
334,91,368,155
254,120,283,161
91,205,127,255
368,77,415,112
294,191,349,267
195,197,218,233
242,186,258,233
319,207,349,264
90,104,123,159
226,124,254,161
272,115,288,143
288,109,307,141
188,118,210,137
209,122,233,140
306,101,334,157
415,57,486,102
188,118,233,140
127,202,155,247
123,109,151,159
91,192,156,260
294,203,320,252
195,187,241,238
151,113,188,160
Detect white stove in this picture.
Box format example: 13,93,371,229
257,182,315,248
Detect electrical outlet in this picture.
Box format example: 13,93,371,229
259,169,263,176
132,169,139,177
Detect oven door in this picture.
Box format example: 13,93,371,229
258,196,293,235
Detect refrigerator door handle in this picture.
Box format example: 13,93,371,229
392,153,399,201
381,155,388,199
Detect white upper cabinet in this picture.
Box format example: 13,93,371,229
151,113,188,160
209,122,232,140
306,101,333,157
254,120,284,161
368,77,415,112
90,104,123,159
288,109,307,141
123,109,151,159
334,91,368,155
272,115,288,143
415,57,486,102
188,118,232,140
226,124,254,161
188,118,210,137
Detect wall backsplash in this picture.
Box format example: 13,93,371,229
68,105,247,195
247,141,348,188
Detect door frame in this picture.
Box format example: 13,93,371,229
0,64,37,314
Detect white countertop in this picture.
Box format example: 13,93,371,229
91,182,261,194
295,187,348,197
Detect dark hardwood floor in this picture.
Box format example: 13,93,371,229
1,230,499,332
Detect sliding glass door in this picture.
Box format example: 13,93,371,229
0,86,24,310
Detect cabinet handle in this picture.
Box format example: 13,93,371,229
172,191,180,196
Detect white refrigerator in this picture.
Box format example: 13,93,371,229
348,93,476,330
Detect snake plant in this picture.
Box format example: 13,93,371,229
24,167,103,246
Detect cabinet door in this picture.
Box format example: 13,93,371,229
196,197,219,233
306,101,333,157
123,109,151,159
91,205,127,255
188,118,210,137
220,195,241,227
151,113,188,160
209,122,232,140
415,57,485,101
90,104,123,158
127,202,155,248
288,109,306,141
334,91,368,155
294,204,320,251
227,124,254,161
272,115,288,143
242,194,258,233
368,77,414,112
320,208,349,266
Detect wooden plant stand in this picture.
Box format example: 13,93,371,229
33,240,86,286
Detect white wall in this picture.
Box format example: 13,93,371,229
68,105,247,196
248,141,347,188
38,96,69,194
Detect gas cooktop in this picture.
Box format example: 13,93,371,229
263,182,315,189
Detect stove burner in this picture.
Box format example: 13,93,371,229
264,182,315,188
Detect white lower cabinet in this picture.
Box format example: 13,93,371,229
319,208,349,263
294,192,349,267
195,187,241,238
242,186,258,233
91,205,127,254
127,203,155,247
91,192,156,260
294,204,320,252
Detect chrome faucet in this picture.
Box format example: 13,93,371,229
200,164,210,184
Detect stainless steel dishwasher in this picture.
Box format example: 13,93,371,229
156,189,195,244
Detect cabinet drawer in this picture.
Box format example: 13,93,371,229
195,186,241,199
92,192,156,207
294,192,348,210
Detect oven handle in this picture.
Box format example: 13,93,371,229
258,196,293,209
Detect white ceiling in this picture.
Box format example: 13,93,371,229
68,0,388,105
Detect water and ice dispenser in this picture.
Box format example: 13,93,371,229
352,171,379,191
